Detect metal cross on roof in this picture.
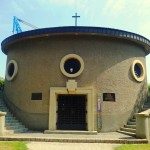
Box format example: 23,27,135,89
72,13,80,26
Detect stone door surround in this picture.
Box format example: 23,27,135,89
47,80,95,131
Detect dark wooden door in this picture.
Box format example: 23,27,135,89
56,94,87,130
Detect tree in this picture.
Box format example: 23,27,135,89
0,77,4,90
148,84,150,93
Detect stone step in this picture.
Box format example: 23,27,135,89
0,100,6,102
133,115,136,119
6,112,13,116
5,112,12,115
145,102,150,104
5,115,14,119
6,115,15,118
119,95,150,138
5,117,17,121
5,116,13,120
0,105,6,108
127,121,136,125
124,124,136,129
0,108,9,111
0,105,8,108
14,128,28,133
120,127,136,133
0,110,9,114
0,106,8,108
5,119,17,123
0,98,5,101
6,124,25,130
0,103,6,105
0,92,28,133
6,122,22,126
142,108,149,111
130,118,136,122
6,119,19,123
0,106,6,108
144,100,150,102
117,130,136,137
0,111,10,114
143,105,150,108
4,129,14,134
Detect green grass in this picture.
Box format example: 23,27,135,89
0,142,28,150
115,144,150,150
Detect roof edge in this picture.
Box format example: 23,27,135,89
1,26,150,55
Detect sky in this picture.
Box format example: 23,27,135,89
0,0,150,83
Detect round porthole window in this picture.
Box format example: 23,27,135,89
60,54,84,78
131,60,145,82
6,60,18,81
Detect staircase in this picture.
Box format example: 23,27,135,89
0,91,28,134
117,96,150,137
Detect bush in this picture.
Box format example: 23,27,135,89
0,77,4,90
148,84,150,93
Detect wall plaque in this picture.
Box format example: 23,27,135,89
31,93,42,100
103,93,115,102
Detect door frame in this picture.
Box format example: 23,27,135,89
48,87,95,131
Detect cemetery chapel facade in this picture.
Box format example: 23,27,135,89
1,26,150,133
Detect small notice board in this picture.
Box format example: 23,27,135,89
103,93,115,102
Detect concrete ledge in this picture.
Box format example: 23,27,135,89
44,130,98,135
0,111,7,135
136,109,150,117
0,112,7,116
136,109,150,142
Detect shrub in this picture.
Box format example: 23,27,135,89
148,84,150,93
0,77,4,90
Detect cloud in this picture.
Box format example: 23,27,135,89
102,0,127,16
102,0,150,18
135,0,150,16
37,0,88,11
48,0,75,6
11,0,25,14
138,22,150,39
36,0,75,6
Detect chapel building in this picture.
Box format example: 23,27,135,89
1,26,150,133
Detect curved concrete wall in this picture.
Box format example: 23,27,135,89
4,34,147,131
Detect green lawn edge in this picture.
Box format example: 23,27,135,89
0,141,28,150
115,144,150,150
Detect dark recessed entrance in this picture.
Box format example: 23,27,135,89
56,94,87,130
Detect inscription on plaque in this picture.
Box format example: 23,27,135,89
103,93,115,102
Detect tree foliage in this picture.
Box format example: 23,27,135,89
0,77,4,90
148,84,150,93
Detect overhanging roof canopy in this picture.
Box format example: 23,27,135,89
1,26,150,55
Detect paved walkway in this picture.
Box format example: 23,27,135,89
27,142,120,150
0,132,148,144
